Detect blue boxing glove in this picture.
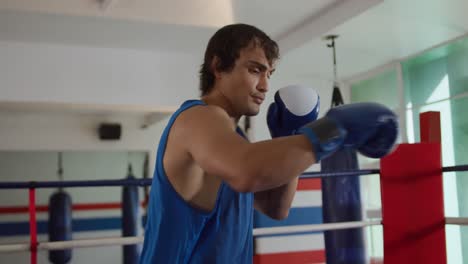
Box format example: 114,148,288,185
298,102,398,161
267,85,320,138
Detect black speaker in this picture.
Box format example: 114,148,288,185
98,123,121,140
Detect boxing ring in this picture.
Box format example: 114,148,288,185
1,112,468,264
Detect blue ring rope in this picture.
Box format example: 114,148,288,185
0,165,467,189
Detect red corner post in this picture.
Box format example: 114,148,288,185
29,187,38,264
380,111,446,264
420,111,442,143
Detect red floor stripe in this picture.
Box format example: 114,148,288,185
254,250,325,264
297,178,321,190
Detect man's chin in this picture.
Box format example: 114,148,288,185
245,109,260,117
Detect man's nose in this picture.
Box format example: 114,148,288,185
257,74,269,92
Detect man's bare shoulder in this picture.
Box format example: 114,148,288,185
176,104,235,132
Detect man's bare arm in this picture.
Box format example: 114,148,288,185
180,105,316,193
254,178,298,220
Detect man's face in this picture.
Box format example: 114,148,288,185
218,44,276,116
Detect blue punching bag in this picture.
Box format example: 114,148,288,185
321,148,365,264
48,191,73,264
122,165,140,264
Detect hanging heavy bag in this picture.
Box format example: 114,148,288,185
48,190,73,264
122,174,139,264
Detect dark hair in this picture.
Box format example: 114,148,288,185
199,24,279,96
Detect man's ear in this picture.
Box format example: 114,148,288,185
210,56,222,79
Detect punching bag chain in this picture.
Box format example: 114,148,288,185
57,152,64,191
326,35,339,86
324,34,344,107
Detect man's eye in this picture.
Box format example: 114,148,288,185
267,71,275,79
249,68,260,74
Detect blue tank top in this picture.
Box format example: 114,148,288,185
140,100,254,264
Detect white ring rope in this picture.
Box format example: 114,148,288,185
445,217,468,225
2,217,466,253
0,220,381,253
39,236,144,250
0,243,30,253
252,220,382,236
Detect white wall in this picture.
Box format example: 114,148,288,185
0,110,171,171
0,40,201,109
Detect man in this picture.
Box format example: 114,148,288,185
140,24,397,263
